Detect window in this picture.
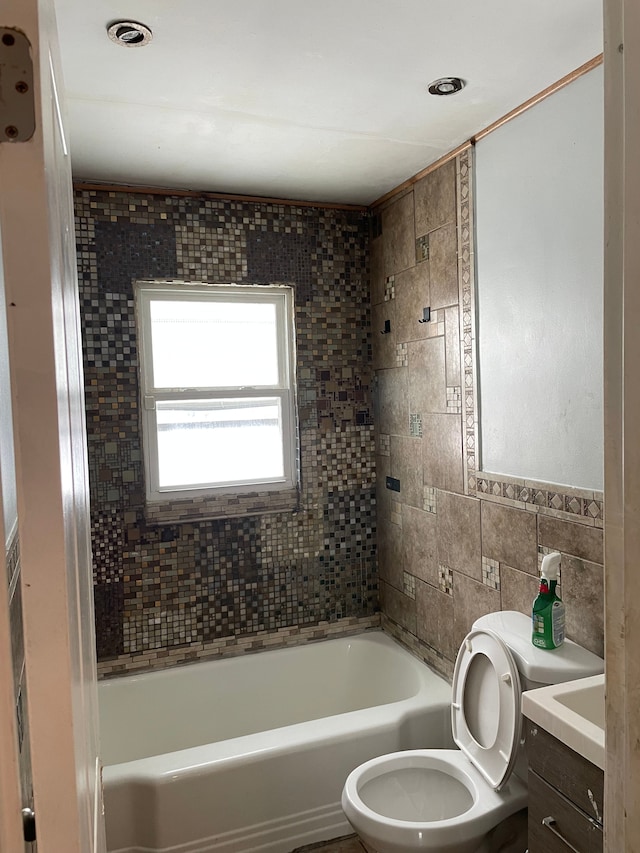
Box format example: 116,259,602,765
136,283,297,504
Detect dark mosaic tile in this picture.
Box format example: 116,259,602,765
75,190,376,662
91,507,125,584
322,487,377,564
95,220,177,295
94,581,125,659
246,230,316,302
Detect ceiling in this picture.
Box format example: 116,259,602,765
53,0,603,206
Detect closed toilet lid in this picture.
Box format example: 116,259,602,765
451,628,522,791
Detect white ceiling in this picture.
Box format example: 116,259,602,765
53,0,603,205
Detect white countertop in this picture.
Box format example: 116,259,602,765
522,673,605,770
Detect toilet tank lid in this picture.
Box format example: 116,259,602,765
472,611,604,684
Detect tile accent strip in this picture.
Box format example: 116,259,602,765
378,433,391,456
403,572,416,600
423,486,437,514
457,148,479,495
481,556,501,590
409,413,423,438
395,342,408,367
446,385,462,414
438,564,453,596
98,614,381,678
384,275,395,301
416,234,430,262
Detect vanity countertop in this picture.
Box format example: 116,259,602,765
522,673,605,770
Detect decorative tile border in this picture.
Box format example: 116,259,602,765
403,572,416,600
409,413,423,438
474,474,604,528
145,487,301,525
481,556,501,590
384,275,395,301
378,433,391,456
98,614,381,678
416,234,430,262
390,502,402,527
457,148,479,495
446,385,462,414
438,564,453,595
423,486,437,514
456,149,605,527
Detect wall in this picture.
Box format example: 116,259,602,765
74,190,377,675
374,150,605,678
476,65,603,489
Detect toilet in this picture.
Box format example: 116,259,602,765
342,610,604,853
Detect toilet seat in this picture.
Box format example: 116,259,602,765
451,628,522,791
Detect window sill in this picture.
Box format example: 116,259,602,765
144,486,300,525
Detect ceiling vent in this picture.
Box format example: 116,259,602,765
107,21,153,47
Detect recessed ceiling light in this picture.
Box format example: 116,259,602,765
107,21,153,47
428,77,465,96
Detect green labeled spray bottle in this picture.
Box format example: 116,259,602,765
532,551,565,649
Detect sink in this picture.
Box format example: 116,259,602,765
522,673,605,769
554,680,605,729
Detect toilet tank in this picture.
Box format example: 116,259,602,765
472,610,604,690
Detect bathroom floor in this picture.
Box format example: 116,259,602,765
293,834,367,853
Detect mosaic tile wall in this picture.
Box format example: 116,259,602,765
373,151,605,679
74,190,377,673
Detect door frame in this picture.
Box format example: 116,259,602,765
0,1,105,850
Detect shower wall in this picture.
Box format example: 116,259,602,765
74,190,377,675
373,152,605,678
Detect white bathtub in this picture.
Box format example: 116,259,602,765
100,631,453,853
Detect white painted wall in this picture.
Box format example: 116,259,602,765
475,65,604,490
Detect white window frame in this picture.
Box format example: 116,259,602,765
136,282,298,503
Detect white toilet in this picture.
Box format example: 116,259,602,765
342,610,604,853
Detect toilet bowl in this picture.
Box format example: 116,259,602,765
342,749,527,853
342,611,604,853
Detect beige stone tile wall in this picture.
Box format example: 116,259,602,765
374,152,605,679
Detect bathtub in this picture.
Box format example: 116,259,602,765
100,630,453,853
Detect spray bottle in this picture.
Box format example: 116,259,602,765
532,551,565,649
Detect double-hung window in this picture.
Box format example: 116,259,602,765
137,283,297,503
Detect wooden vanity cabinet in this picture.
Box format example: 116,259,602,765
525,720,603,853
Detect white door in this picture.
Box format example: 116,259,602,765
0,1,106,851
